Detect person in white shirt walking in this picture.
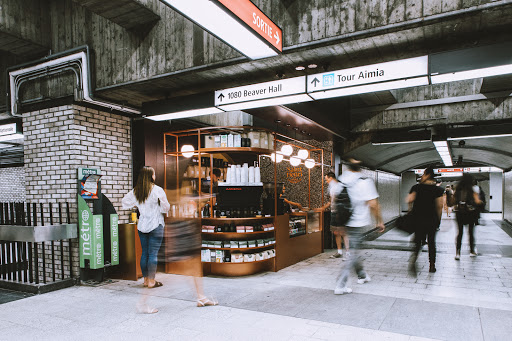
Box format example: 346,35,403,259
334,159,385,295
122,166,170,291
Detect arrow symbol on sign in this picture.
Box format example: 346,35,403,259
311,78,320,87
217,93,225,102
274,31,280,45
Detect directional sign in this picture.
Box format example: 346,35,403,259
307,56,428,93
215,77,306,106
215,0,282,52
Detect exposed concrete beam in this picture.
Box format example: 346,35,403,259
72,0,160,30
0,31,48,57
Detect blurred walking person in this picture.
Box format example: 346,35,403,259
333,159,385,295
320,172,350,260
407,167,444,275
454,174,482,260
122,166,169,313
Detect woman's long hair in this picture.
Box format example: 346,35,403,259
134,166,155,203
455,173,474,202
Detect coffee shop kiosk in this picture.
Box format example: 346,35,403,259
161,126,330,276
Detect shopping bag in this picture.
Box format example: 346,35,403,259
395,213,415,234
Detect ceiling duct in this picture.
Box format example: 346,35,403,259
7,45,140,117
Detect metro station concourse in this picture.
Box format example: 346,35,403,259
2,1,512,340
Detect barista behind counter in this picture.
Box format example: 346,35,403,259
280,184,304,212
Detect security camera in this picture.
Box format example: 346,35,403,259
458,140,466,147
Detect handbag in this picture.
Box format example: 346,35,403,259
396,212,415,234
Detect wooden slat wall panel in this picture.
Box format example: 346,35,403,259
72,0,160,30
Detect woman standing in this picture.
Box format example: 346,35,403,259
122,166,170,290
454,174,482,260
407,167,444,275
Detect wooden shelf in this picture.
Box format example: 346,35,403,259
202,231,274,236
202,217,274,221
202,245,275,251
200,147,273,154
202,258,274,264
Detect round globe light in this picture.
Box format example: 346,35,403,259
281,144,293,156
297,149,309,160
290,156,301,167
304,158,315,169
270,153,283,163
181,144,195,158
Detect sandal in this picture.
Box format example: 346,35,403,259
197,297,218,307
147,281,163,288
136,304,158,314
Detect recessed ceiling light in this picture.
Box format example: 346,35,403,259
308,64,318,69
295,66,306,71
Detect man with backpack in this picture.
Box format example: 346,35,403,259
332,158,385,295
321,172,350,260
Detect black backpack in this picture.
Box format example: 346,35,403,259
333,177,366,226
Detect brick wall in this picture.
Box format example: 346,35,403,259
22,104,132,279
0,167,26,202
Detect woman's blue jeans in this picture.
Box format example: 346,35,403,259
138,225,164,279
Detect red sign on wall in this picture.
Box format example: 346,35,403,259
216,0,283,52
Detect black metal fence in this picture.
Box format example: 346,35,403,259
0,202,75,287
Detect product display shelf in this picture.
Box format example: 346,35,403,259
201,231,274,236
202,217,274,221
201,245,275,252
200,147,273,154
202,258,273,264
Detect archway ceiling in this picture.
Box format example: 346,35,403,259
343,136,512,174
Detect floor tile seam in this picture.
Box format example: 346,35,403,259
477,308,486,341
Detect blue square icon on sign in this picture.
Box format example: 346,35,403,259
323,73,335,87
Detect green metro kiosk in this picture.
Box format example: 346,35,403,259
77,168,120,282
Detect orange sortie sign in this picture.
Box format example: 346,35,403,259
216,0,283,52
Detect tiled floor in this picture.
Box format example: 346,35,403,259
0,214,510,340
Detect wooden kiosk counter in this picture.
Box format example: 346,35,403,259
162,126,330,277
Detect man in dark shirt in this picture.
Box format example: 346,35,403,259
407,166,444,275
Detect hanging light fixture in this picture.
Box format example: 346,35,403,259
297,149,309,160
289,156,301,167
181,145,195,158
304,159,315,169
281,144,293,156
270,153,283,163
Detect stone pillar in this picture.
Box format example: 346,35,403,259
22,104,132,279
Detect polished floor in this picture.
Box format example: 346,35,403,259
0,214,511,340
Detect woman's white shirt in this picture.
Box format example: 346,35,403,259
122,185,170,233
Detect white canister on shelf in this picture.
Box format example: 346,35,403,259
225,167,232,184
241,163,249,183
235,165,241,184
248,166,255,183
255,165,261,183
230,165,236,184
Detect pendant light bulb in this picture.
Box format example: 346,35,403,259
270,153,283,163
304,158,315,169
181,144,195,158
281,144,293,156
297,149,309,160
290,156,301,167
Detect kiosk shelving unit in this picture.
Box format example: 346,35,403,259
163,126,330,277
164,127,279,276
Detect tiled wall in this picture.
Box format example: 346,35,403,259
0,167,26,202
504,171,512,222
